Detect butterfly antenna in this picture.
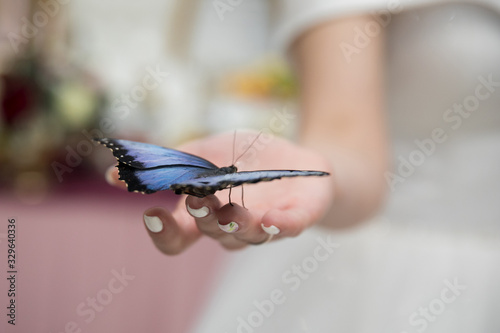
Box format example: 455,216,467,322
233,131,262,165
232,130,237,165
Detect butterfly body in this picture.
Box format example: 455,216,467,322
171,165,238,197
95,138,329,198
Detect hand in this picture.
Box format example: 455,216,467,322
106,131,334,254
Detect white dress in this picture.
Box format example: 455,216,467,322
192,1,500,332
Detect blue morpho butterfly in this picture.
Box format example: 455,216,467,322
94,136,329,203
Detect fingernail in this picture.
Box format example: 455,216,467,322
261,223,280,235
144,215,163,233
105,167,116,185
218,221,239,233
187,204,209,218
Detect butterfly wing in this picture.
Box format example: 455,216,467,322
95,138,219,194
170,170,329,196
96,138,330,197
94,138,218,169
117,163,213,194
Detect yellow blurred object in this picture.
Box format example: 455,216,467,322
221,57,297,100
54,81,98,130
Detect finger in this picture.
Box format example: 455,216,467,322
216,203,272,245
105,165,128,190
261,208,311,238
143,206,201,255
185,196,250,250
186,195,224,238
216,234,248,250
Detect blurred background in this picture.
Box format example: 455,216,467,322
1,0,500,332
0,0,297,332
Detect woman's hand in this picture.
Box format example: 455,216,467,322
106,131,334,254
105,14,389,255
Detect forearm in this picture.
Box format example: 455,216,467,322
291,15,389,228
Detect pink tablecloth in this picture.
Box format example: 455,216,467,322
0,177,225,333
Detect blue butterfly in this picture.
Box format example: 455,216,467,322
95,138,329,198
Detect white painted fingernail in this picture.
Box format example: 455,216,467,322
218,221,239,233
144,215,163,233
187,204,209,218
261,224,280,235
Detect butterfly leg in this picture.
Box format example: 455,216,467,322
228,186,233,206
241,184,247,209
